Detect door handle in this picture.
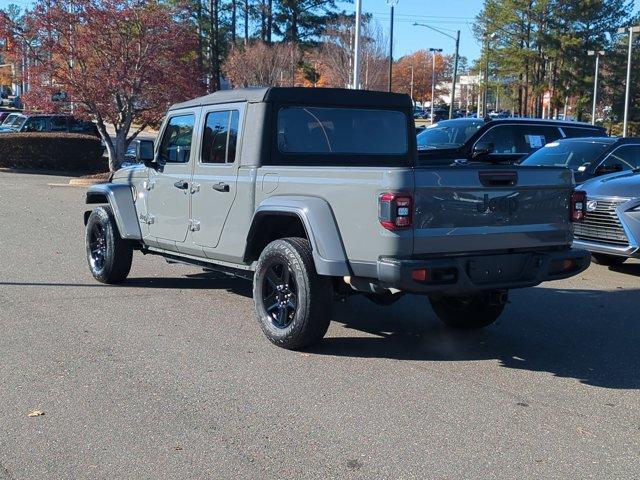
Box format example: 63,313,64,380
212,182,230,192
173,180,189,190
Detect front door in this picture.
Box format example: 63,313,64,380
190,104,244,249
146,112,197,245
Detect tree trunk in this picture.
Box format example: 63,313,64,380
267,0,272,43
231,0,236,45
210,0,220,91
244,0,249,45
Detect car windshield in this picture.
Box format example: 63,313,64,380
277,106,408,155
2,114,21,126
521,140,614,170
417,119,484,150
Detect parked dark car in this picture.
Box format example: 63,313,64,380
521,137,640,183
417,118,607,165
573,169,640,266
0,114,100,138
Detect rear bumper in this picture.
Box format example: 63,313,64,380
375,248,591,295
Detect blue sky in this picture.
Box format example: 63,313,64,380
339,0,484,62
1,0,637,64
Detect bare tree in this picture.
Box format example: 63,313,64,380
223,41,302,87
317,15,387,90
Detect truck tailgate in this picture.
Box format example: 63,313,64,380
413,166,574,255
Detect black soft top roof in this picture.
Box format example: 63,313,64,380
170,87,412,110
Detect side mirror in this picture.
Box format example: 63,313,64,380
595,163,623,176
472,142,494,158
136,139,156,168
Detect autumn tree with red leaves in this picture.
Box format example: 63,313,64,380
4,0,203,170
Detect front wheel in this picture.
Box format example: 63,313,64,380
591,253,626,266
429,290,507,329
85,206,133,284
253,237,332,349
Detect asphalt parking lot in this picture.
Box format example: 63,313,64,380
1,170,639,479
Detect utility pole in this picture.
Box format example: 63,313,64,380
353,0,362,89
410,65,414,101
387,0,398,92
429,47,442,123
587,50,605,125
413,23,460,119
618,26,640,137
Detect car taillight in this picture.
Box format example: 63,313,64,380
570,190,586,222
379,193,412,230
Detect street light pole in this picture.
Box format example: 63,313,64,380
483,33,489,118
618,26,640,137
587,50,605,125
353,0,362,89
429,47,442,123
387,0,398,92
413,23,460,119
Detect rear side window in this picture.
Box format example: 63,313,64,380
562,126,605,138
277,106,408,155
158,114,195,164
201,110,240,164
477,124,562,154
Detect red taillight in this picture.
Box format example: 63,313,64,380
379,192,413,231
570,190,586,222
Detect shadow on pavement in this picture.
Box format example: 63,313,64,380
610,262,640,277
0,272,253,298
310,287,640,390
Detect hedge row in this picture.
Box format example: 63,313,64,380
0,132,107,172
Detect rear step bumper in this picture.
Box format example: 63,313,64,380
375,248,591,295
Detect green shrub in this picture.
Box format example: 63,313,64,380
0,132,107,172
603,122,640,137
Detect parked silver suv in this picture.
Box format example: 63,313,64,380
84,87,590,349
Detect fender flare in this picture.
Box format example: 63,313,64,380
246,196,350,276
85,183,142,240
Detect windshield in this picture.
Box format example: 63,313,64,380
277,106,408,155
2,114,21,126
521,140,613,170
417,119,484,150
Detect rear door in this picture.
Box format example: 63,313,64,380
412,165,573,255
190,103,244,249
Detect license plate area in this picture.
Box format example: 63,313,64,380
466,254,530,285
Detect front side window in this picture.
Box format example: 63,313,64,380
158,114,195,164
477,125,562,154
601,145,640,172
50,116,68,132
201,110,240,164
24,117,48,132
277,106,408,155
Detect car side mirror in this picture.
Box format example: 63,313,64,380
136,139,156,168
595,163,623,176
472,142,494,158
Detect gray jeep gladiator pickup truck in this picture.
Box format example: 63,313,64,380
84,87,590,349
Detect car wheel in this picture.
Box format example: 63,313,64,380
85,206,133,284
253,237,332,349
429,290,507,329
591,253,626,266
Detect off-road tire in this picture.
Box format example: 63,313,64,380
429,291,507,329
591,253,626,267
85,206,133,284
253,237,332,349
